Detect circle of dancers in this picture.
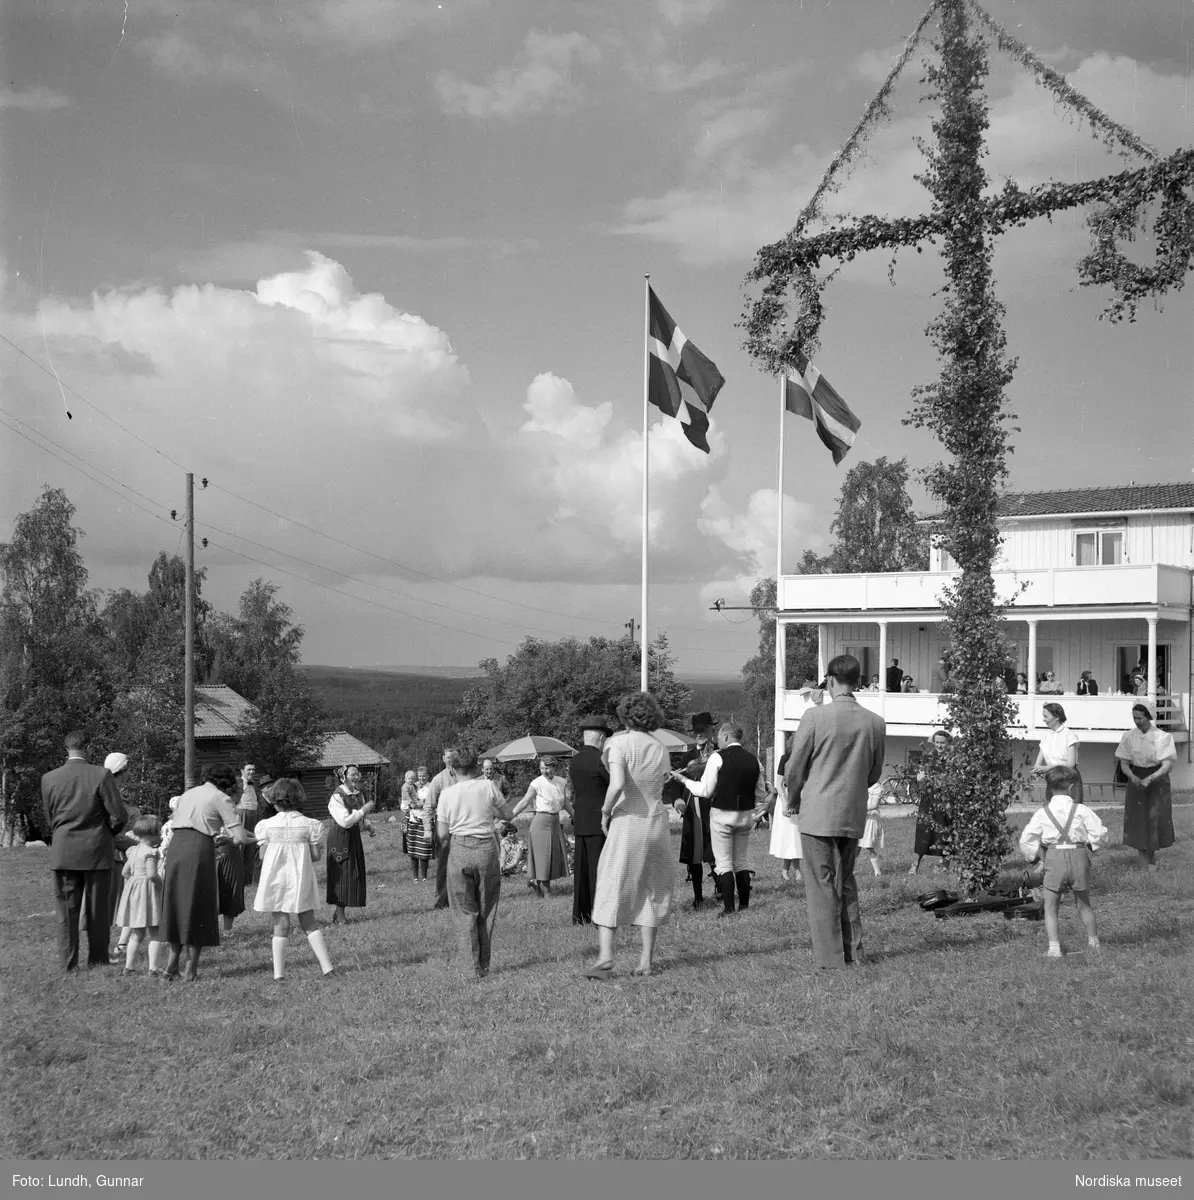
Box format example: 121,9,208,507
37,657,1178,980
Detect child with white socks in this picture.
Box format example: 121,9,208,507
252,778,335,981
1018,765,1107,959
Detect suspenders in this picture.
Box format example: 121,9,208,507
1042,800,1081,850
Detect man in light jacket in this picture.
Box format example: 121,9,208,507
784,655,886,969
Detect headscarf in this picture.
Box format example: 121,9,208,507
104,752,129,775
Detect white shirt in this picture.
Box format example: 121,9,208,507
680,744,769,807
328,787,367,828
1038,725,1079,767
1019,797,1108,857
437,778,508,839
1115,725,1176,767
526,774,569,814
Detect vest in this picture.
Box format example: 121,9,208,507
710,744,760,812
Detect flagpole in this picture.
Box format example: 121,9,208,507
774,372,787,788
641,274,650,693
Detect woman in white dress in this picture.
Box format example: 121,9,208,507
253,778,335,981
769,741,802,883
510,757,574,897
585,692,674,980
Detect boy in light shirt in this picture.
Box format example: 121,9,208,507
1019,765,1107,959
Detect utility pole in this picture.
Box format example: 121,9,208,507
184,472,195,789
624,619,638,642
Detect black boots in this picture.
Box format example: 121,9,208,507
716,870,736,916
690,869,704,909
735,870,752,911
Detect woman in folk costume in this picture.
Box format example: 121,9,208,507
672,714,716,908
1116,704,1177,870
326,765,376,923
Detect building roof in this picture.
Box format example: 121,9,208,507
997,484,1194,518
313,731,390,769
924,483,1194,523
195,684,257,739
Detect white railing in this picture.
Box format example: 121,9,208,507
778,562,1193,612
782,690,1186,734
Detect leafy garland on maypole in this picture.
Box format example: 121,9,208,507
742,0,1194,892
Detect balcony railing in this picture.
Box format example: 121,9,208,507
782,690,1186,734
778,562,1193,612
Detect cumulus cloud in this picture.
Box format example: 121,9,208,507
0,86,71,111
436,30,600,120
652,58,734,94
516,372,721,562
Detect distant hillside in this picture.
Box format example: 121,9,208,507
300,664,746,750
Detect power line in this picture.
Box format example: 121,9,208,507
3,337,751,655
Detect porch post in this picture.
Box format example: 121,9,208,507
1027,619,1039,734
877,619,889,718
774,618,787,783
1146,614,1158,710
817,624,828,682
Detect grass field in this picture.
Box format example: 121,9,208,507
2,807,1191,1160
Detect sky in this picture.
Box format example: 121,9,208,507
1,0,1192,677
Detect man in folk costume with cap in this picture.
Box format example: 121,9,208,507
670,713,717,909
674,721,767,916
569,715,613,925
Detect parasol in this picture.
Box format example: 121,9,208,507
481,735,576,762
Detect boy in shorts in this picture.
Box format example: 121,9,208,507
1019,765,1107,958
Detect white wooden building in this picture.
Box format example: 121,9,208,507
775,484,1194,791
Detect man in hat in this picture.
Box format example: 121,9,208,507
671,713,716,909
674,722,767,916
568,716,612,925
41,730,128,972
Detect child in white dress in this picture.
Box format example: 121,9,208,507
115,815,164,975
859,783,884,876
253,778,335,981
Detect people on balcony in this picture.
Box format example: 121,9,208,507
1077,670,1099,696
886,658,904,693
1038,671,1064,696
1015,672,1029,694
900,674,917,693
1031,703,1082,803
1115,705,1176,871
931,657,954,694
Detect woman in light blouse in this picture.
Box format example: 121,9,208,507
1031,702,1081,801
1116,704,1177,870
159,763,254,982
510,756,575,897
327,765,376,923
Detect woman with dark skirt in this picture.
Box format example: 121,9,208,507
327,765,376,923
909,729,952,875
1116,704,1177,871
160,763,254,982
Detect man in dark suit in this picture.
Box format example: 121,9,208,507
41,730,129,972
784,655,886,969
568,715,612,926
886,658,903,693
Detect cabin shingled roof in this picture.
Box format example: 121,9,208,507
195,684,257,739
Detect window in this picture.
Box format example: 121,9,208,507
1074,529,1123,565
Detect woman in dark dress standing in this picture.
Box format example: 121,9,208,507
909,729,952,875
327,765,376,923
